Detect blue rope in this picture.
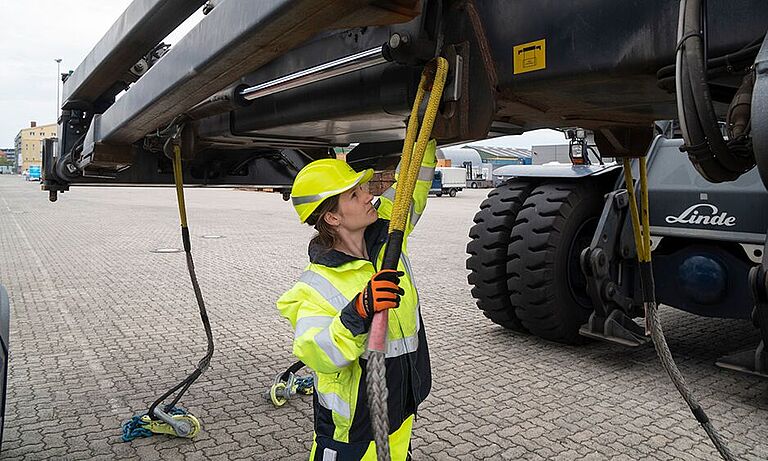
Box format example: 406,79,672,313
295,376,314,395
121,414,153,442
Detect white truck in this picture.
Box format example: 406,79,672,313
430,166,466,197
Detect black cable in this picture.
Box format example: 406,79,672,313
147,241,214,419
587,146,603,165
676,0,755,182
701,0,708,65
683,0,748,173
657,36,763,81
678,52,733,180
166,251,215,410
432,0,445,59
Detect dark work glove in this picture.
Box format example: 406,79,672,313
355,269,405,319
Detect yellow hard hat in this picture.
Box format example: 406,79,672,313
291,158,374,223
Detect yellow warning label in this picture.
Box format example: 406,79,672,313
513,39,546,74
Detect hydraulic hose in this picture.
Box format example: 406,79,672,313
675,0,755,183
366,57,448,461
622,159,735,461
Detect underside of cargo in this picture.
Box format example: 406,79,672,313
43,0,768,194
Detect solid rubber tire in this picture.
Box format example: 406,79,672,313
507,181,604,344
467,180,536,331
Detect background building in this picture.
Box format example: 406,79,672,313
1,148,14,162
532,143,610,165
0,148,15,173
436,146,482,169
531,144,575,164
465,145,533,167
437,144,532,186
14,121,56,175
336,135,604,191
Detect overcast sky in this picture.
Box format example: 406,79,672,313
0,1,202,147
0,2,563,149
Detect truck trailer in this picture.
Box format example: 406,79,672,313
430,166,465,196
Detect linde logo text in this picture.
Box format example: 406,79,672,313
665,203,736,227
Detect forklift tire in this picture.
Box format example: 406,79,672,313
449,188,457,197
467,180,536,331
507,182,604,344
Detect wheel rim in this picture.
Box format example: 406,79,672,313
566,217,598,309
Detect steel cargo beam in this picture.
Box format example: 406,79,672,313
62,0,206,107
81,0,419,164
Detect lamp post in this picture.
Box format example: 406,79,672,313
55,58,62,122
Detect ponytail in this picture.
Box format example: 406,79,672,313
306,195,341,251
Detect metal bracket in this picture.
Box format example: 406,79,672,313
716,232,768,377
582,190,630,317
152,407,194,438
442,51,463,102
579,189,650,346
265,372,305,407
751,32,768,189
581,309,649,347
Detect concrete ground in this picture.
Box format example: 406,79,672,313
0,174,766,460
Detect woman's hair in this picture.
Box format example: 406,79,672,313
306,194,341,250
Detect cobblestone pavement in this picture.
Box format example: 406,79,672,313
0,175,767,460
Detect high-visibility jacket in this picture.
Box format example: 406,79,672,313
277,144,436,456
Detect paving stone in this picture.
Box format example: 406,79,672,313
1,178,766,460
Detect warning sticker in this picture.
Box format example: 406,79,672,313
513,39,546,74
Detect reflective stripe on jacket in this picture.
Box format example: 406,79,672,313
277,143,436,444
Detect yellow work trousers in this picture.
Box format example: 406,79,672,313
309,415,413,461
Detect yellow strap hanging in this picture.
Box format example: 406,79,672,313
622,158,651,262
388,58,449,234
366,57,448,461
172,145,188,229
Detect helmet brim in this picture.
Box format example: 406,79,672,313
329,167,374,199
356,168,374,187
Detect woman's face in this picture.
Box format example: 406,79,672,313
326,183,377,232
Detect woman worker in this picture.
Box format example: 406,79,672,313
277,141,436,460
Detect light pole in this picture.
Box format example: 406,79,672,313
55,58,62,122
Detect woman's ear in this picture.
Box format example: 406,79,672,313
323,211,341,227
